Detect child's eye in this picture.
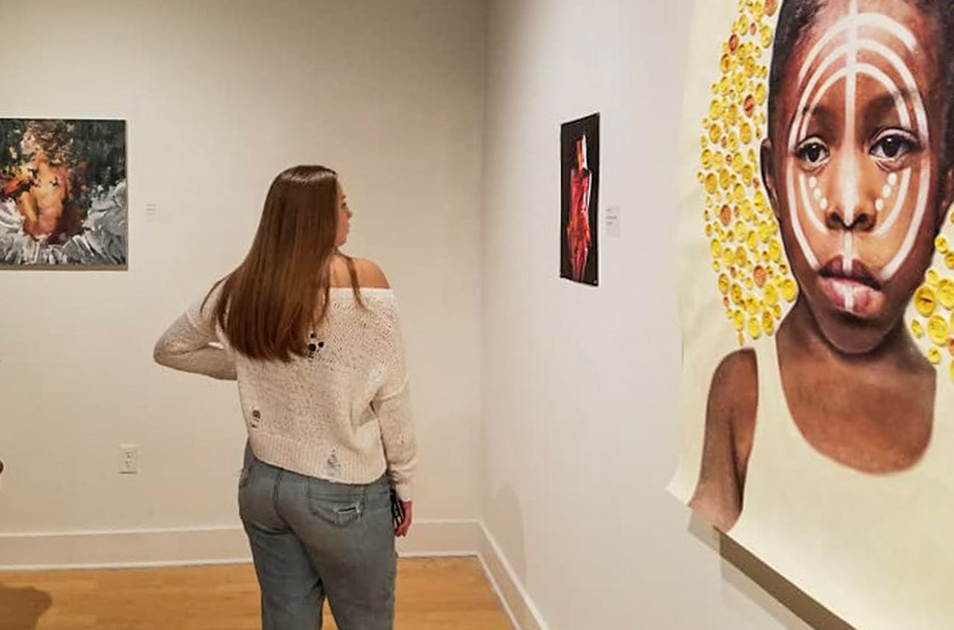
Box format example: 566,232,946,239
795,139,830,166
870,130,919,164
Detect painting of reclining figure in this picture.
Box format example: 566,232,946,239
0,118,127,267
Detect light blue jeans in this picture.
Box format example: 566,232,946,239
238,444,397,629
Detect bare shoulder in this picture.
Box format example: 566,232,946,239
352,258,390,289
709,349,758,416
689,348,759,531
709,349,758,461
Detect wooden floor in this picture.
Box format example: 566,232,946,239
0,557,513,630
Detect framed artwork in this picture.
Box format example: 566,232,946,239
670,1,954,629
561,113,600,286
0,118,127,267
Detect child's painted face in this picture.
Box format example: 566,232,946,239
765,0,954,353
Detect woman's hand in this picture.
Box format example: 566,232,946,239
395,500,413,537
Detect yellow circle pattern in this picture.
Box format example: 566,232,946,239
911,261,954,376
698,0,790,348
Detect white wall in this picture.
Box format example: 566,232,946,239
0,0,484,541
481,0,820,628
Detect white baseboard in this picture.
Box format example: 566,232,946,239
0,519,548,630
476,523,549,630
0,520,482,572
396,519,483,557
0,526,250,571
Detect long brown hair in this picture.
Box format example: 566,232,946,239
210,165,362,361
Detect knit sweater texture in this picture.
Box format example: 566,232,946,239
154,286,416,501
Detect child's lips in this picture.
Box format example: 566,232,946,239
817,257,884,317
819,277,882,315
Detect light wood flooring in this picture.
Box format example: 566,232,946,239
0,557,512,630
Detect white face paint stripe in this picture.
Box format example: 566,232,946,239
793,63,911,143
797,12,918,85
787,167,821,269
799,173,828,232
855,14,919,50
797,57,913,145
874,168,912,236
792,38,920,153
843,284,855,311
881,166,931,280
799,67,846,136
844,231,854,274
854,42,930,279
858,39,929,135
789,44,850,152
842,0,859,226
792,8,924,147
855,64,911,126
842,7,857,297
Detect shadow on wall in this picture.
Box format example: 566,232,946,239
0,583,53,630
688,514,855,630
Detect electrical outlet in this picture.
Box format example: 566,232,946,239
119,444,140,474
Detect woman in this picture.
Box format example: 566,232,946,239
154,165,416,630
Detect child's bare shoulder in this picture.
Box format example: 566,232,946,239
708,349,758,454
691,348,760,528
709,349,757,400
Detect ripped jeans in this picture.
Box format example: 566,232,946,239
238,443,397,630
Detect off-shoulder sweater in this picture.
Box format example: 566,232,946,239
154,286,416,501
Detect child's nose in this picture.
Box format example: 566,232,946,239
823,161,877,232
824,192,876,232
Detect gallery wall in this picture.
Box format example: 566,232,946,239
481,0,820,627
0,0,484,551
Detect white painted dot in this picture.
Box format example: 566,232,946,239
809,176,818,189
876,198,885,212
883,185,892,198
888,173,898,187
820,198,829,211
813,188,822,200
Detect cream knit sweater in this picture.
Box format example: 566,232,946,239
154,286,416,501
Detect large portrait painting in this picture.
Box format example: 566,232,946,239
0,119,127,267
670,1,954,628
